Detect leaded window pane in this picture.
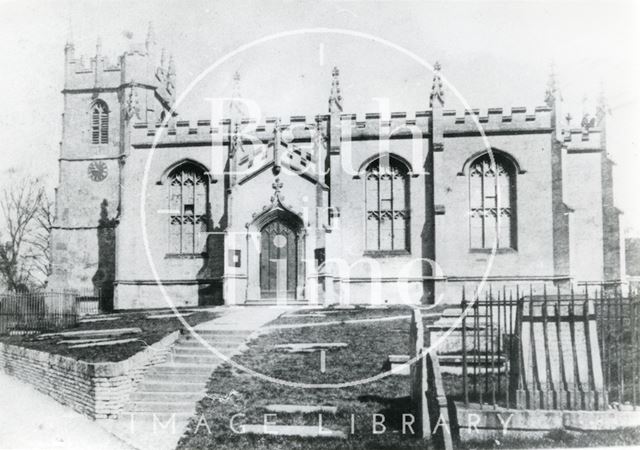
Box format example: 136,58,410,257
379,214,393,250
468,154,516,249
166,164,209,254
91,101,109,144
364,157,410,251
393,214,407,250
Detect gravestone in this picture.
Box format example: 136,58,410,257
513,298,607,410
409,308,430,437
274,343,347,353
408,307,453,449
386,354,410,375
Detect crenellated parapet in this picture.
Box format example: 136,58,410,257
131,105,558,148
131,115,328,147
334,106,553,141
339,111,431,141
562,127,604,152
63,24,175,112
441,106,552,136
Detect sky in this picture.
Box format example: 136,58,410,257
0,0,638,236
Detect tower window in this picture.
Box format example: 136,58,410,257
469,153,517,250
91,100,109,144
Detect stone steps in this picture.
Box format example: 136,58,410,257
101,307,290,450
121,332,245,418
119,411,194,422
171,354,228,365
171,345,239,354
144,372,211,384
177,337,248,346
127,400,197,413
138,381,205,392
130,391,205,402
145,364,215,376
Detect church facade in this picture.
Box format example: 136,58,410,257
48,29,625,309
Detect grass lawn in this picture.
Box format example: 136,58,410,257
177,306,640,450
178,306,427,450
0,309,220,363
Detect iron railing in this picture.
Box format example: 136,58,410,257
455,282,640,410
0,288,107,335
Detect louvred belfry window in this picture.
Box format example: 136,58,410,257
168,164,209,254
365,157,410,251
91,100,109,144
469,154,517,249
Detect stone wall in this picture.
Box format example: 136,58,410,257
456,404,640,441
0,331,180,419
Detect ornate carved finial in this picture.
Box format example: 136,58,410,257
271,177,284,204
65,18,74,49
596,82,609,126
430,61,444,107
273,119,282,175
167,54,176,77
145,22,156,51
272,177,283,194
581,113,595,131
232,71,241,99
125,87,141,122
329,66,342,113
160,48,167,68
229,71,246,122
166,54,176,99
545,62,558,107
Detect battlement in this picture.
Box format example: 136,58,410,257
64,25,174,109
339,111,431,140
440,106,552,135
131,115,327,147
335,106,552,140
64,53,123,89
563,127,604,152
131,105,555,147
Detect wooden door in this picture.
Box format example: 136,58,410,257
260,220,298,299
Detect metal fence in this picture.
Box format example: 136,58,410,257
456,283,640,410
596,285,640,406
0,289,107,335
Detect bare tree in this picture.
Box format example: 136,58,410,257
0,176,52,291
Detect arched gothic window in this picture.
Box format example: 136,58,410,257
168,163,209,254
469,154,517,249
365,156,410,251
91,100,109,144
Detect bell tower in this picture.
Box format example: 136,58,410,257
49,23,174,301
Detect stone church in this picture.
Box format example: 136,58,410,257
48,27,625,309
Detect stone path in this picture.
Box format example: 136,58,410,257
98,306,288,450
0,372,132,450
264,314,411,330
428,305,508,374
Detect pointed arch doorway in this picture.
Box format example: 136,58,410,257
260,218,299,299
247,208,306,302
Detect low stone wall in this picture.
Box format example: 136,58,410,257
0,331,180,419
456,403,640,441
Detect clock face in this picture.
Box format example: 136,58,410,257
88,161,108,182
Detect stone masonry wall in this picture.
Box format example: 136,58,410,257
0,331,180,419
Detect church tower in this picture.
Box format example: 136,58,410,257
49,24,174,303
